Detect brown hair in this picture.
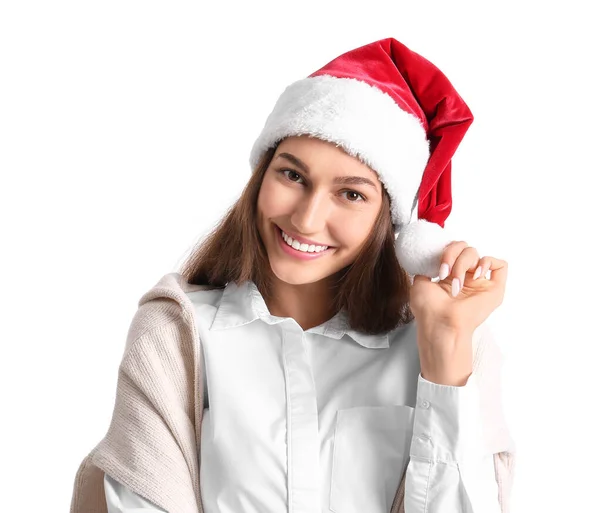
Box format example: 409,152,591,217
178,142,414,334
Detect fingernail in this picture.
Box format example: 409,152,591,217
439,263,450,280
452,277,461,297
474,266,482,280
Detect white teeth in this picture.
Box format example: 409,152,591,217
280,229,328,253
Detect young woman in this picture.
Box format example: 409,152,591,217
71,38,516,513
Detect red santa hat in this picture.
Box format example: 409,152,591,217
249,37,474,278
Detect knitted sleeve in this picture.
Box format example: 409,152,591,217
70,307,203,513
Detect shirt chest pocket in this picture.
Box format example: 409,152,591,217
330,404,415,513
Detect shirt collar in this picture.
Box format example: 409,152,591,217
210,280,389,349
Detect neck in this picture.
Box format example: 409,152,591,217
263,276,338,331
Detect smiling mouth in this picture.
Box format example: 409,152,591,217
275,224,333,249
274,224,335,256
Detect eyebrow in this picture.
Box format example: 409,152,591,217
275,153,379,189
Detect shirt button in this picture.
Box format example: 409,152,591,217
421,399,430,409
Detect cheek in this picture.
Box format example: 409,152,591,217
258,177,292,216
334,214,376,249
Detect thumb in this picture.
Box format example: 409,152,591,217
412,274,433,285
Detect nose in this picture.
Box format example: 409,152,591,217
290,190,331,235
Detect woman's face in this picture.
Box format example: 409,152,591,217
256,135,384,286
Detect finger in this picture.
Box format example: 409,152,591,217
488,257,509,286
474,256,492,280
475,257,508,308
474,256,507,281
450,246,481,292
438,240,469,280
413,274,432,284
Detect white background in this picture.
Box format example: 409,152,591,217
1,1,598,511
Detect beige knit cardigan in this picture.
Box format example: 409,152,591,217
70,272,517,513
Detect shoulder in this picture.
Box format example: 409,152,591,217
185,286,225,310
184,286,226,330
123,272,225,356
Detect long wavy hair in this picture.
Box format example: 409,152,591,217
179,141,414,334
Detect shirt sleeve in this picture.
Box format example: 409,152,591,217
104,473,168,513
403,372,501,512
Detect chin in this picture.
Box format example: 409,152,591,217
269,263,334,286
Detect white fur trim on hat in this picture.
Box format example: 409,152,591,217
249,74,430,227
395,219,454,278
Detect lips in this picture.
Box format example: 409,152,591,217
275,224,333,248
273,223,334,260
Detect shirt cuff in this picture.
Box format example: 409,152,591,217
409,372,487,464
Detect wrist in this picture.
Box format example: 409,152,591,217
420,367,473,386
418,328,474,386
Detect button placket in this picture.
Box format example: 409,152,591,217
281,326,321,512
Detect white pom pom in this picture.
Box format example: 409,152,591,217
395,219,453,278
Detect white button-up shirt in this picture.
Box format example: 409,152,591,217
104,279,500,512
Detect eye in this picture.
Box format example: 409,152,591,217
278,168,305,184
342,190,367,203
276,169,367,203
